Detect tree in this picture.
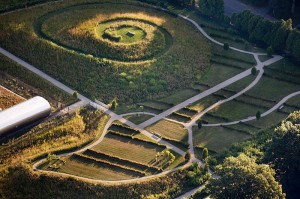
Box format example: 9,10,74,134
267,46,274,57
269,0,296,19
110,98,118,110
286,29,300,62
264,111,300,198
202,148,208,160
251,67,257,75
72,91,78,98
207,153,285,199
223,43,229,50
256,110,261,120
198,0,224,19
197,121,202,129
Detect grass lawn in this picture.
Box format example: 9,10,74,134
199,63,244,86
124,114,154,125
193,126,251,154
187,95,221,112
91,133,165,164
246,111,289,129
146,120,188,143
208,100,268,122
0,86,24,110
225,75,256,92
158,88,198,105
246,76,300,101
53,156,140,180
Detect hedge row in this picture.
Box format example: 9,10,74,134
231,10,300,62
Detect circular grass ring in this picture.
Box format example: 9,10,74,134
35,4,173,63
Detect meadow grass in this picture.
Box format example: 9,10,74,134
192,126,251,154
91,133,164,164
0,0,210,104
146,120,188,143
124,114,154,125
54,156,140,180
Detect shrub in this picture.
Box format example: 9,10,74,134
256,111,261,120
251,67,257,75
223,43,229,50
267,46,274,57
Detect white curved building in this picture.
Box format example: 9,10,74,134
0,96,51,135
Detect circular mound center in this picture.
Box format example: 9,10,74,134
102,25,146,44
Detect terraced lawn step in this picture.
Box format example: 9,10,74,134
210,60,244,70
108,123,140,136
107,131,164,148
168,112,191,123
213,53,256,65
93,132,166,164
138,100,173,111
177,107,198,117
83,149,161,174
71,153,145,177
263,70,300,86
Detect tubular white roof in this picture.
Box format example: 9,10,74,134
0,96,51,135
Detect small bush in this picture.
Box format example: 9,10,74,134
267,46,273,57
223,43,229,50
251,67,257,75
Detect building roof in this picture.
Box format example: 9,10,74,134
0,96,51,135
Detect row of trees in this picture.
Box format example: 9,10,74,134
231,10,300,62
239,0,299,20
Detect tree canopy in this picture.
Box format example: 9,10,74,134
207,153,285,199
264,111,300,199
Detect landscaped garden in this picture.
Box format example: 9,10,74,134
0,0,299,198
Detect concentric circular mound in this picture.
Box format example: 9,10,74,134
37,6,173,62
7,1,211,103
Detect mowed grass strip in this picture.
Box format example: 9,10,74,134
124,114,154,125
199,63,244,86
54,155,141,180
207,100,268,122
246,76,300,101
146,120,188,143
92,133,165,164
193,126,251,154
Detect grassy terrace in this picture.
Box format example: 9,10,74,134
91,133,164,164
146,119,188,148
53,155,141,180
